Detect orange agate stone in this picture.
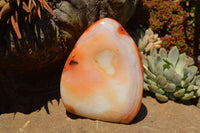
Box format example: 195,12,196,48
60,18,143,124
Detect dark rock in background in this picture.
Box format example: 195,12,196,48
0,0,138,114
53,0,138,51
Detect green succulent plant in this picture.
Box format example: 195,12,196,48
142,46,200,102
133,28,162,54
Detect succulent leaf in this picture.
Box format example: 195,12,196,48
155,93,168,102
196,89,200,97
138,40,145,52
154,40,162,46
156,75,167,87
188,66,198,76
195,75,200,85
144,82,149,91
159,48,167,58
145,28,153,36
187,85,194,92
145,43,154,53
147,56,156,74
171,73,182,85
141,54,148,67
175,53,187,78
167,46,179,67
173,89,185,97
181,91,194,100
149,85,165,94
146,78,157,85
150,47,157,57
186,66,198,83
163,67,175,81
143,65,156,80
155,58,164,76
164,83,176,92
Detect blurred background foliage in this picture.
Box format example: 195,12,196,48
129,0,200,56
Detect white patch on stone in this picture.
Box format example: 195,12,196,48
111,79,129,103
87,92,111,114
95,50,115,75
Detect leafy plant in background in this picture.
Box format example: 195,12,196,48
0,0,55,39
142,0,196,56
134,28,200,102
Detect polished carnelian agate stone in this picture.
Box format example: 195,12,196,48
60,18,143,124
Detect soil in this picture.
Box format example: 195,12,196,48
0,96,200,133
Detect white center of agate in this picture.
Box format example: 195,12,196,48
95,50,116,75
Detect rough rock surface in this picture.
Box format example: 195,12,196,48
54,0,138,50
0,0,138,114
0,97,200,133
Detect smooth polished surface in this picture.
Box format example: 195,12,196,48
60,18,143,123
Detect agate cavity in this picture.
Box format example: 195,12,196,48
60,18,144,124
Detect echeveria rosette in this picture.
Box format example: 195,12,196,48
142,46,200,102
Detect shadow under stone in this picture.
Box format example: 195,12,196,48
131,103,147,124
65,102,147,124
66,111,86,120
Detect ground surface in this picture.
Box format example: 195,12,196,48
0,96,200,133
